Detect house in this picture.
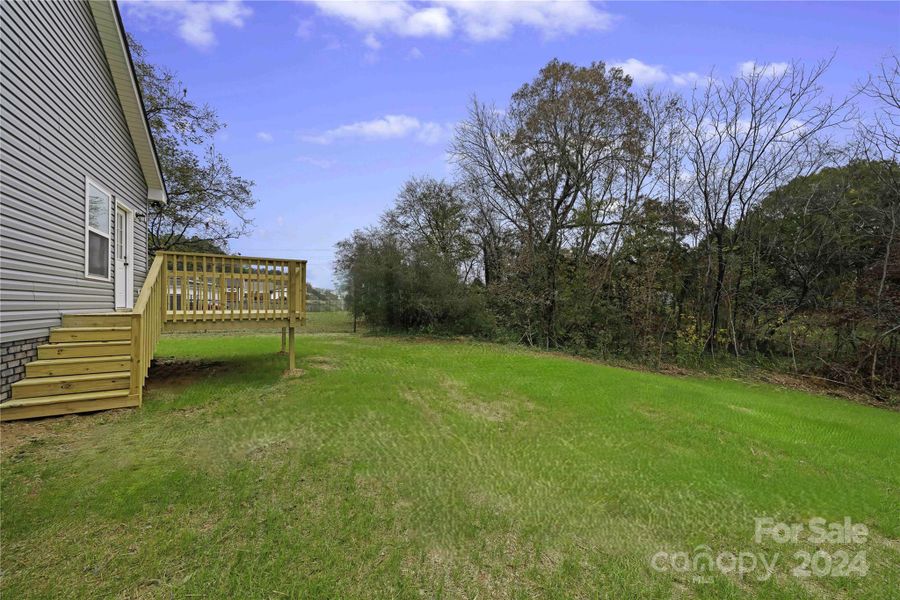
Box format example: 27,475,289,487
1,0,164,399
0,0,308,420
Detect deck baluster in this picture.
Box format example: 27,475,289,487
144,251,305,350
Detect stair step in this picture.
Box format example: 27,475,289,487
26,355,131,378
0,390,137,421
38,340,131,359
63,313,132,328
50,327,131,343
11,371,130,400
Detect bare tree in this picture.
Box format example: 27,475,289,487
682,58,852,353
594,89,684,282
859,53,900,159
451,60,645,347
856,54,900,387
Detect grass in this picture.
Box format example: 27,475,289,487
300,310,360,334
1,319,898,598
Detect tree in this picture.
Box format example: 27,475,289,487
681,59,851,353
334,176,490,335
128,35,256,253
381,177,477,276
452,60,646,347
854,54,900,388
336,57,898,398
742,161,899,391
614,197,696,357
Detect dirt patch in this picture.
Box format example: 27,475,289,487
400,377,528,425
456,401,510,422
1,419,62,455
400,377,531,424
306,356,339,370
354,473,387,500
753,370,897,409
171,404,211,416
0,408,129,456
408,533,548,599
145,358,224,392
235,436,292,462
632,404,665,421
440,377,512,422
283,368,306,378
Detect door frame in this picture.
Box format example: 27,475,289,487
114,201,135,310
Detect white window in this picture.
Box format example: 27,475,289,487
84,177,112,279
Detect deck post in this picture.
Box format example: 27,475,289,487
288,326,296,370
281,327,287,353
129,312,143,406
288,261,298,318
159,253,168,326
288,261,299,368
300,261,307,325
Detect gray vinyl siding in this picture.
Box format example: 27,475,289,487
0,0,149,343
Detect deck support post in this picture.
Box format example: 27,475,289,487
281,327,287,353
288,326,296,370
129,312,143,406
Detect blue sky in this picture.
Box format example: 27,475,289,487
121,0,899,287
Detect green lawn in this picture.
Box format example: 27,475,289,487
2,328,898,598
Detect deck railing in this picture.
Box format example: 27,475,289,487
128,251,307,404
129,253,165,402
158,252,307,323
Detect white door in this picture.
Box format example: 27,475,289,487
114,205,134,309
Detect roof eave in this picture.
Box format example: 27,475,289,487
88,0,168,204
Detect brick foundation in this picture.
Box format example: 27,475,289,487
1,336,48,402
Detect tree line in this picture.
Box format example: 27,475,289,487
336,56,899,399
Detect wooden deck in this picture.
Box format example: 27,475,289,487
165,308,291,325
1,252,307,421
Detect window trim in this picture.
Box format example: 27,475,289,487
84,176,113,281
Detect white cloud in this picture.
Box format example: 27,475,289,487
739,61,790,78
296,155,335,168
407,47,424,60
362,33,382,63
363,33,382,50
671,71,702,86
306,1,452,38
406,6,455,36
610,59,706,87
123,0,251,49
301,114,450,145
256,131,274,143
304,0,612,41
416,122,447,145
442,0,613,41
612,58,668,86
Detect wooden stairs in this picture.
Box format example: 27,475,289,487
1,252,308,422
1,314,139,421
